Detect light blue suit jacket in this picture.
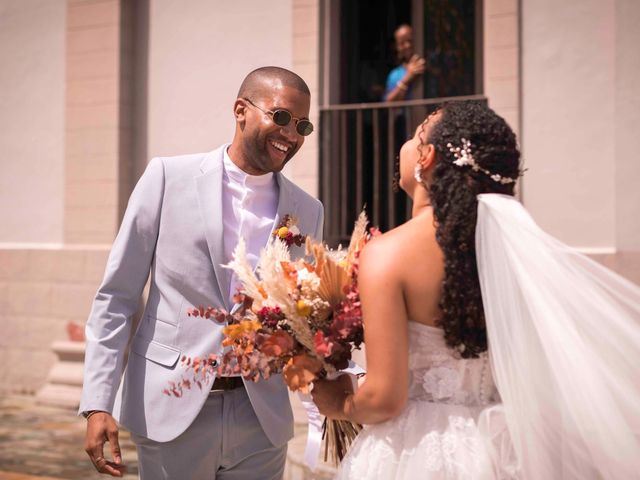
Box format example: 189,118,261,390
79,145,324,445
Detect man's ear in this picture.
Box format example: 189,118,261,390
233,99,248,124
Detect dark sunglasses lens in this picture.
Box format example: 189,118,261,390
297,120,313,136
271,110,292,127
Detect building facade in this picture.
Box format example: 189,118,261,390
1,0,638,396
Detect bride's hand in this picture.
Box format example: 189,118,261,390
311,374,354,420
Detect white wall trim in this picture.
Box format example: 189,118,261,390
575,247,617,255
0,243,111,251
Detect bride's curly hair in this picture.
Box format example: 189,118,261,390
424,101,521,357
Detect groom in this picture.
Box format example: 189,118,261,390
80,66,324,479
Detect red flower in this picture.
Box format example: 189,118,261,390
256,305,286,329
314,330,335,358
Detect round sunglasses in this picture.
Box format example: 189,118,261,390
242,97,314,136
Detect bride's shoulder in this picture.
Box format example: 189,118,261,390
373,210,436,246
360,213,435,268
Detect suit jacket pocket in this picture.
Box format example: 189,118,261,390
131,335,181,368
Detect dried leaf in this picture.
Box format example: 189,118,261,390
283,354,322,393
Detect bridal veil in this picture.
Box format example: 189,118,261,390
475,193,640,479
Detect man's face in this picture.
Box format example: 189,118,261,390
394,26,414,62
237,84,311,175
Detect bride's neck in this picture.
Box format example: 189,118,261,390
412,187,431,218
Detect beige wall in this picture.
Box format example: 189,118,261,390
614,0,640,251
483,0,520,140
521,0,621,249
287,0,320,197
147,0,294,158
146,0,321,196
64,0,132,244
0,247,108,395
0,0,66,243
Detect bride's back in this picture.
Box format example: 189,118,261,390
375,207,445,329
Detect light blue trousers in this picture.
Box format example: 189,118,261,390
131,387,287,480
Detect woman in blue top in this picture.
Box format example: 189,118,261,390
384,25,426,101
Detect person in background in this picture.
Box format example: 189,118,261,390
384,24,426,102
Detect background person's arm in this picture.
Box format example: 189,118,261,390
384,55,426,102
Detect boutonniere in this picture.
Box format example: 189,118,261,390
272,214,307,247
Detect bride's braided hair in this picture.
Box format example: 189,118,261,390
425,101,521,357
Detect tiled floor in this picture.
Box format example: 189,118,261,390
0,396,138,480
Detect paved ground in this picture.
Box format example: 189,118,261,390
0,395,138,480
0,394,338,480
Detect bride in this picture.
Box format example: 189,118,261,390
311,101,640,479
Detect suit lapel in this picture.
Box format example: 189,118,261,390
196,150,302,308
267,173,299,252
195,147,231,309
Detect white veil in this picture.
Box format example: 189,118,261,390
475,193,640,479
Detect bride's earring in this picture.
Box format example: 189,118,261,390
414,163,425,184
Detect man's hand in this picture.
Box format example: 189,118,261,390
84,412,128,477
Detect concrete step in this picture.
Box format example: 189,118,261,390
35,383,82,410
51,341,85,361
46,361,84,386
36,341,86,409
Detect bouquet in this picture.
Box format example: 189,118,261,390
170,212,378,464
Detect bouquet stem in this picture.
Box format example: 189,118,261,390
322,417,363,464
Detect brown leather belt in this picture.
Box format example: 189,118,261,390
211,376,244,391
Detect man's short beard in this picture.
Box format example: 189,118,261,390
242,133,270,172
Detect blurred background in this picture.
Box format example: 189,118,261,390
0,0,638,478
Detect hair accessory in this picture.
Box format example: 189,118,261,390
447,138,517,185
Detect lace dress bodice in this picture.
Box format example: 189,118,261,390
407,322,500,406
336,322,507,479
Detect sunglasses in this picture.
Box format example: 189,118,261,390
242,97,314,137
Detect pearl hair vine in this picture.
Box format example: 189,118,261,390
447,138,518,185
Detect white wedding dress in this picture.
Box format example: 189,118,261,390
336,321,510,479
335,194,640,479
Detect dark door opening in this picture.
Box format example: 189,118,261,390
320,0,483,245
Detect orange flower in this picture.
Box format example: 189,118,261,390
260,331,295,357
283,353,323,393
223,320,261,341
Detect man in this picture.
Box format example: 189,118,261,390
80,66,324,479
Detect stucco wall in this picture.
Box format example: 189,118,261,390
147,0,294,158
0,0,65,243
0,247,108,395
521,0,623,249
484,0,520,140
614,0,640,251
